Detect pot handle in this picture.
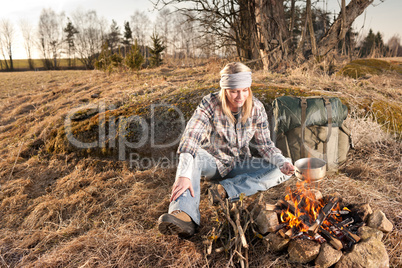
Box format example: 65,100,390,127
295,169,303,175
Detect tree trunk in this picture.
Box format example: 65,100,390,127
296,13,308,57
9,55,13,71
237,0,260,62
341,0,346,55
289,0,296,33
317,0,374,56
306,0,317,56
254,0,289,71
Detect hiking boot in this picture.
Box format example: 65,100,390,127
208,183,227,205
158,211,196,237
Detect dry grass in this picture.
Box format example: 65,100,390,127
0,60,401,267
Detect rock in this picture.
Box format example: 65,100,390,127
264,233,290,252
335,237,389,268
91,93,100,98
352,203,372,222
315,243,343,268
367,209,393,233
358,226,384,241
256,210,279,234
288,239,320,264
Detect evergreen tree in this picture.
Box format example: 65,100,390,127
108,20,121,52
375,32,385,55
359,29,376,57
125,40,144,70
149,32,166,67
64,18,79,67
95,41,112,71
122,21,133,46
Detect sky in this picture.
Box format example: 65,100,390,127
1,0,401,59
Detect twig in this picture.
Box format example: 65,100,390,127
0,253,9,268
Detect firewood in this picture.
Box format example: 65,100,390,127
327,217,361,243
285,228,294,239
330,210,350,215
308,196,340,235
273,222,288,232
277,228,287,238
277,199,296,215
318,227,343,250
265,204,278,211
340,217,354,226
234,206,249,248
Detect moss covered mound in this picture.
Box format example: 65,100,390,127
339,59,402,79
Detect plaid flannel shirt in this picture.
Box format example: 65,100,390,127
177,92,286,177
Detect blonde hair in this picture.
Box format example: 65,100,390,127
219,62,253,124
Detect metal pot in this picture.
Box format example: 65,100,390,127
294,158,326,182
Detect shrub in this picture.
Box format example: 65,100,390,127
124,40,144,71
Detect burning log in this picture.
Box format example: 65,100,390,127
308,196,340,235
273,222,288,232
318,227,343,250
340,217,354,226
277,199,296,215
330,210,350,215
327,217,361,243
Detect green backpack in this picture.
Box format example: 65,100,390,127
272,96,351,173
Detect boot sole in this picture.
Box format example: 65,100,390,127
158,214,195,237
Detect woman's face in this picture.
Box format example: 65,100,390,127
225,87,250,111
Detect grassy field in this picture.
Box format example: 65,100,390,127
0,58,85,70
0,59,401,267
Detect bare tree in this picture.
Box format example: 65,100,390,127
155,8,173,55
387,35,401,57
172,12,198,59
0,34,7,70
131,10,152,56
317,0,374,56
155,0,375,70
19,19,35,69
38,8,65,69
72,10,107,69
0,19,15,71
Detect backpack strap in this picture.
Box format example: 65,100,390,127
300,96,333,170
300,98,307,158
322,97,333,170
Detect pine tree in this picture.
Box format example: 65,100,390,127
149,32,166,67
125,40,144,71
64,19,79,67
359,29,376,57
95,42,112,71
122,21,133,46
108,20,121,52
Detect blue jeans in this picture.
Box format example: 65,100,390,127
168,149,291,225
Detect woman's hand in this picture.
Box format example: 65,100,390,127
280,162,295,175
170,176,195,202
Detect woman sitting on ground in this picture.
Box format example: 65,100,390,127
158,62,295,237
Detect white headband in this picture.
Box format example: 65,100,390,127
220,72,252,89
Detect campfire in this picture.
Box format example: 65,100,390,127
271,179,361,251
206,176,393,267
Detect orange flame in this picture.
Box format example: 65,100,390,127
280,167,349,236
